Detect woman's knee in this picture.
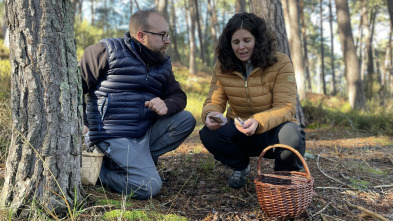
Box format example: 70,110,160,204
278,122,305,150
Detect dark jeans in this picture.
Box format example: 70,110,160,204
199,120,305,171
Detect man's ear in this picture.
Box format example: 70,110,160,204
136,31,145,43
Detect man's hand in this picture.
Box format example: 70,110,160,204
145,97,168,116
235,118,258,136
83,125,89,134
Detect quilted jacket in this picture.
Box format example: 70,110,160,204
201,52,298,134
85,35,172,145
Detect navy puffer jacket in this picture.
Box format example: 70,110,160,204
85,34,172,145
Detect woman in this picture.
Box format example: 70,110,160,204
199,12,306,189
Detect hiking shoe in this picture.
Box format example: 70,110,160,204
228,165,250,189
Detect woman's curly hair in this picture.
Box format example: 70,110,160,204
216,12,278,74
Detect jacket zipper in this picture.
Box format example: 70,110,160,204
145,65,150,80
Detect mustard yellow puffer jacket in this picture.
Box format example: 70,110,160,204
201,52,298,134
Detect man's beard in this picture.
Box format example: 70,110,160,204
142,44,168,65
150,46,168,63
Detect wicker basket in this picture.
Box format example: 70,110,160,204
254,144,314,219
81,150,104,185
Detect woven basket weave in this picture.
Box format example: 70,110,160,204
254,144,314,219
81,150,104,185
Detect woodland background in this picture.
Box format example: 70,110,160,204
0,0,392,220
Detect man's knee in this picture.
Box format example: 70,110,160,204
176,110,196,131
128,178,162,200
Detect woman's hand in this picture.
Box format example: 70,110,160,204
205,112,223,130
235,118,258,136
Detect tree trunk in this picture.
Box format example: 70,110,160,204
170,0,182,63
156,0,169,22
384,29,393,96
300,0,311,91
194,0,206,64
319,0,326,94
388,0,393,28
207,0,218,63
329,0,336,95
188,0,197,75
1,0,83,218
361,0,373,99
335,0,365,109
91,0,95,25
250,0,306,127
282,0,307,100
134,0,141,11
250,0,290,55
71,0,83,22
236,0,247,13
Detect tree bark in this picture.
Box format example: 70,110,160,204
250,0,306,127
250,0,290,55
388,0,393,28
319,0,326,94
194,0,206,64
300,0,312,91
335,0,365,109
156,0,169,22
1,0,83,217
188,0,196,75
91,0,95,25
169,0,182,63
236,0,247,13
207,0,218,63
329,0,336,95
282,0,307,100
361,0,374,99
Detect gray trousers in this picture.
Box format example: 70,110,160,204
96,111,196,199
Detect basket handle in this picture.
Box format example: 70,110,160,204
256,144,311,181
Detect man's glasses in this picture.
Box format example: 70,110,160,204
143,31,170,42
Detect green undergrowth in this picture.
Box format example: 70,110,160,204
302,98,393,135
104,209,188,221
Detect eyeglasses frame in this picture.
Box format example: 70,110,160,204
142,30,170,42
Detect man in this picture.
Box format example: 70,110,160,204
79,9,196,199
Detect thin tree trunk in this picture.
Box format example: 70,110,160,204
207,0,218,62
156,0,169,22
329,0,336,95
188,0,196,75
362,0,373,99
300,0,311,91
387,31,393,96
194,0,206,64
236,0,247,13
170,0,181,63
282,0,307,100
134,0,141,11
320,0,326,94
292,0,306,100
1,0,83,217
335,0,365,109
91,0,95,25
388,0,393,28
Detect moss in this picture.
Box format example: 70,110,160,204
104,209,188,221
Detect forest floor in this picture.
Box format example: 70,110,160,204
76,125,393,221
0,90,393,220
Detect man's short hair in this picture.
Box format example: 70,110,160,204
129,8,160,37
